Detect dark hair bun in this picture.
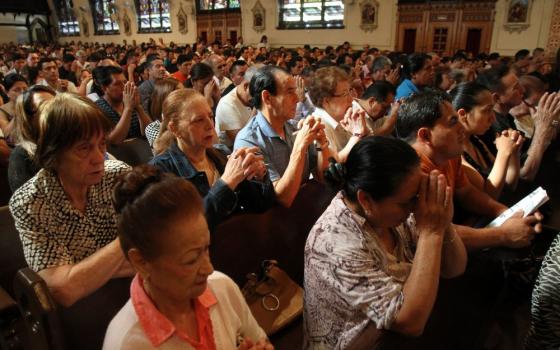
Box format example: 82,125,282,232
324,157,347,190
113,164,166,214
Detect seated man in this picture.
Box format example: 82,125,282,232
37,57,78,94
215,66,257,149
234,66,332,207
353,80,398,136
396,90,542,250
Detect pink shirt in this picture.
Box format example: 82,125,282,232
131,274,217,349
103,271,266,350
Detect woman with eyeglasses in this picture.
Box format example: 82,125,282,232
308,66,369,162
0,73,28,142
9,93,132,307
8,85,55,192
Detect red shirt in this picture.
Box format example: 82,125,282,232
418,152,468,192
171,71,189,84
131,274,218,349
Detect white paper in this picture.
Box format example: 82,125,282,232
486,187,549,227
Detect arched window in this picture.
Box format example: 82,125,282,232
278,0,344,29
135,0,171,33
54,0,80,36
196,0,240,12
90,0,120,35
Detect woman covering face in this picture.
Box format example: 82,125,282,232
104,165,273,350
8,85,56,192
304,136,466,349
0,73,28,139
308,66,370,162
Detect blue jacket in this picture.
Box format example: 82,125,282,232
150,142,276,230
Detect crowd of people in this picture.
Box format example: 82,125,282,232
1,36,560,349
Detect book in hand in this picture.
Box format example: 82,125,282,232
486,187,549,228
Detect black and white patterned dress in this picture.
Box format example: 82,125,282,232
9,160,130,271
526,234,560,349
303,192,416,350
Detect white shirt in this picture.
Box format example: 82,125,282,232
36,79,78,94
103,271,266,350
215,87,253,148
313,107,351,152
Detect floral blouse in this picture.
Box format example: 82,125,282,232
304,192,417,349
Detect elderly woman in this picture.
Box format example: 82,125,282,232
9,93,132,307
150,89,275,230
450,82,522,200
8,85,56,192
104,165,273,350
304,137,466,349
94,65,152,144
308,66,369,163
0,73,28,141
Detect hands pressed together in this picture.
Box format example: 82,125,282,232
495,129,524,156
414,170,453,239
294,116,328,151
340,107,368,137
221,146,268,190
122,81,141,110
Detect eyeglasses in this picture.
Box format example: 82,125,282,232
332,88,354,98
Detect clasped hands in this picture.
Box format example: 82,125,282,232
221,146,267,190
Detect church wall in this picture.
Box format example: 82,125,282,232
239,0,399,50
490,0,554,56
0,13,48,44
52,0,198,45
0,0,556,57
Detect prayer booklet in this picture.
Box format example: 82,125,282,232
487,187,549,228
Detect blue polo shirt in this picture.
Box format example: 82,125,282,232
233,111,317,183
396,79,420,100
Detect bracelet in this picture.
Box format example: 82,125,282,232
443,234,456,245
352,132,365,138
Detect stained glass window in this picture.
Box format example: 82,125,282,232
196,0,240,12
279,0,345,29
54,0,80,36
90,0,120,35
135,0,171,33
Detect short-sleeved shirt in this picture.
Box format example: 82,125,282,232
103,271,267,350
304,192,416,349
138,79,155,113
9,160,130,271
233,111,317,183
95,98,143,139
418,152,468,192
215,88,253,148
